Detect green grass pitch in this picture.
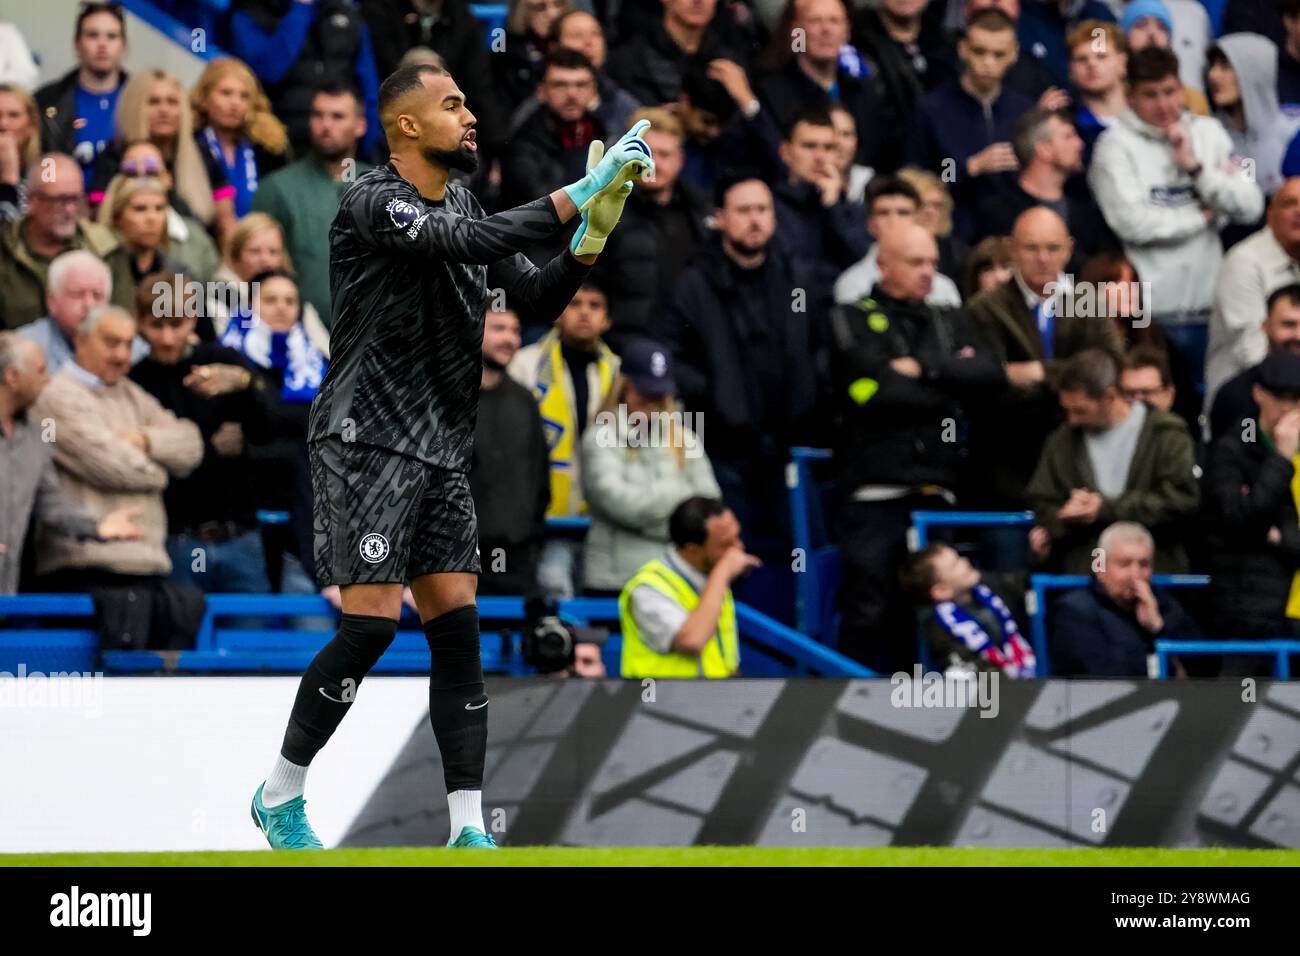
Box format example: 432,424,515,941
3,847,1297,867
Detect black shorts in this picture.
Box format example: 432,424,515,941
310,438,480,586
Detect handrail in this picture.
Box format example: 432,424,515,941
1154,639,1298,680
1,592,867,676
910,510,1035,550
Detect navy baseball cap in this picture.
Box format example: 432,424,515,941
621,339,676,397
1256,352,1300,398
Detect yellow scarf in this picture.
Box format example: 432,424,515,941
1287,451,1300,619
532,331,615,517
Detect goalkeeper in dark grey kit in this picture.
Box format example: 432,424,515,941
249,63,653,849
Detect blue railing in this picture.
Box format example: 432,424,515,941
1154,640,1299,680
909,510,1035,550
1028,574,1211,676
786,447,837,642
0,592,867,677
122,0,231,61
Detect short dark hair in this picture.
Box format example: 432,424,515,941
964,8,1017,36
669,497,729,548
1267,282,1300,315
1284,0,1300,20
900,544,949,604
1011,107,1070,169
76,2,125,40
313,80,364,109
865,175,921,212
784,105,834,141
379,64,450,116
1059,348,1120,399
135,270,189,321
713,168,767,209
1122,344,1172,387
682,59,737,122
1126,46,1181,87
250,267,298,289
542,46,596,78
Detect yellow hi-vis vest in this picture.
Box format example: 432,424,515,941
618,558,739,678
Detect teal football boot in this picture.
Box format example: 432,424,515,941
447,826,498,848
251,782,324,850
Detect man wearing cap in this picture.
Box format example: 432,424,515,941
1204,350,1300,669
617,495,757,679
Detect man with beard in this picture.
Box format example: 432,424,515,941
253,82,373,331
1209,284,1300,444
470,307,549,597
657,173,826,624
249,63,653,850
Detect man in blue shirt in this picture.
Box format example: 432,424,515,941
34,2,128,181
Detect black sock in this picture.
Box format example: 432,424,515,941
423,605,487,792
280,613,398,765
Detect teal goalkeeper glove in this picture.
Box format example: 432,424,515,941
562,119,655,213
570,138,640,257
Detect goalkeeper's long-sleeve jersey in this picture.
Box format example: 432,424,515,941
310,163,591,471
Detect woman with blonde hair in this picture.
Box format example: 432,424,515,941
191,58,289,217
0,82,40,221
93,69,236,242
897,166,968,281
98,141,222,285
100,177,191,287
209,211,329,356
580,341,721,594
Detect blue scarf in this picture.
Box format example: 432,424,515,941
202,126,259,216
934,584,1037,678
220,315,325,404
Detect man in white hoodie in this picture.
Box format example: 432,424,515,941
1089,45,1263,391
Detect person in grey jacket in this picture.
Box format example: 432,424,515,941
581,340,720,594
0,332,141,594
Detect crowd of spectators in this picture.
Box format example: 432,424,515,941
5,0,1300,679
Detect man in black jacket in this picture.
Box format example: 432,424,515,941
129,273,272,595
1051,521,1199,677
830,220,1003,671
773,107,869,288
361,0,506,159
471,308,549,596
606,0,741,106
756,0,883,171
500,49,606,233
592,107,711,350
852,0,956,173
656,172,827,621
35,2,128,180
1209,284,1300,445
1204,351,1300,672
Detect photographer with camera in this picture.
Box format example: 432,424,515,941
618,496,759,679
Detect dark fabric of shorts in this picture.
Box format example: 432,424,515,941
310,438,481,586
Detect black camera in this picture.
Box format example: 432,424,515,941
522,596,607,674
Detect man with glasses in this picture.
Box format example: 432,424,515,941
499,49,605,213
0,153,133,329
1119,345,1177,413
34,1,128,180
